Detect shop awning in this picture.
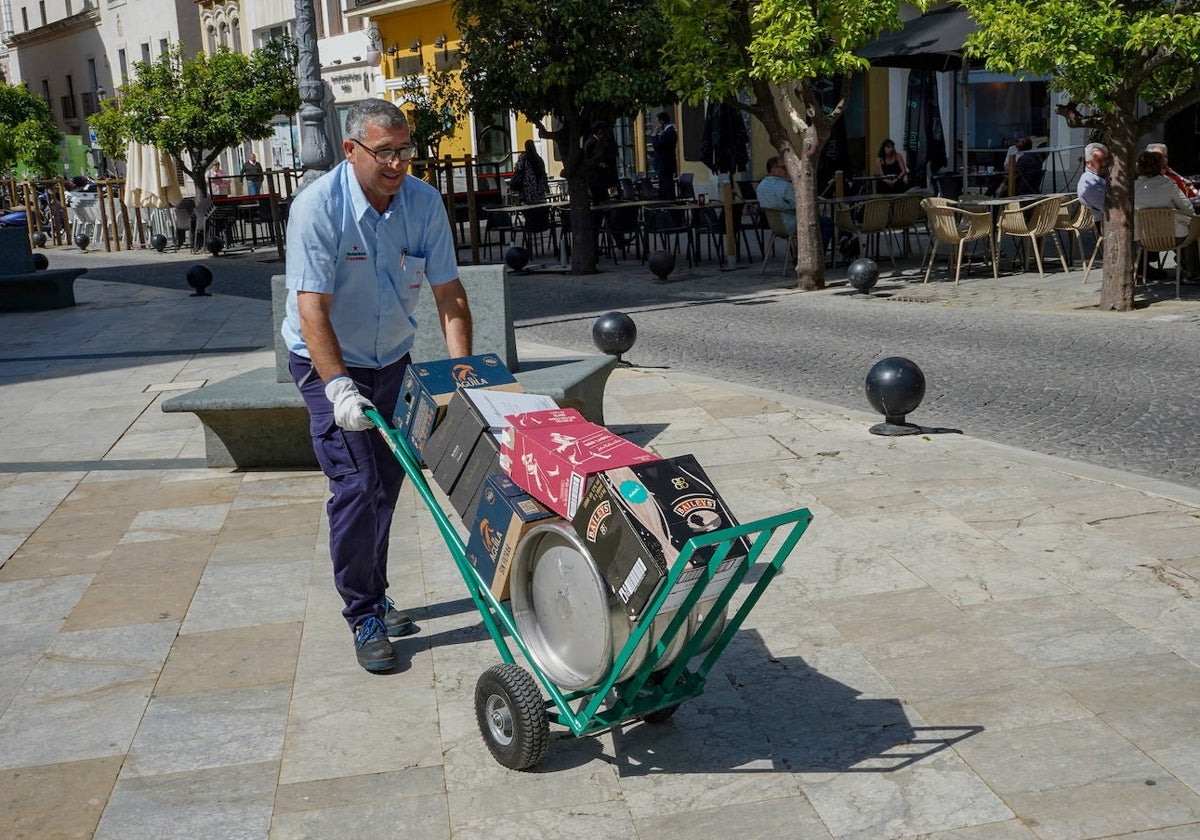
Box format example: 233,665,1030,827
857,7,977,72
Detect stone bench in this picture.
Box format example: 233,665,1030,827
0,227,86,312
162,265,617,468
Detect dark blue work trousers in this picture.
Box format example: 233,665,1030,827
290,352,410,631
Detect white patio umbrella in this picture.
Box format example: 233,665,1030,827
122,141,183,209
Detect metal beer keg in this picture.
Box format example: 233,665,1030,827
510,522,724,691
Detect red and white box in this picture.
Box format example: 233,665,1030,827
499,408,659,518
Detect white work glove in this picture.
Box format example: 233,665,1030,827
324,376,375,432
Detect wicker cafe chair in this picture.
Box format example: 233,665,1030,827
1053,198,1103,285
1135,208,1200,300
996,194,1068,277
921,198,997,285
835,197,895,267
760,208,797,276
883,193,926,258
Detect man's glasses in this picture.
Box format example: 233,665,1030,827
351,138,417,164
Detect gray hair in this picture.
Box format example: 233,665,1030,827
1084,142,1108,162
345,98,409,141
1146,142,1168,156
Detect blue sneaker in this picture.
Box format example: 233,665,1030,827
354,616,396,672
381,597,416,637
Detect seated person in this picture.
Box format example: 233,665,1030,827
1146,142,1197,200
1013,137,1045,194
1134,149,1199,280
1077,142,1109,226
874,139,909,194
757,156,833,250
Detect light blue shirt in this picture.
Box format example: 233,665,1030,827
755,174,796,234
1077,168,1107,224
282,160,458,369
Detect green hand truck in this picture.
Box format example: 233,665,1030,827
367,408,813,771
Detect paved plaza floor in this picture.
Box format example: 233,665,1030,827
2,247,1200,839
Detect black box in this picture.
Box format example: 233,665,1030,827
450,435,502,519
427,388,560,498
572,454,749,619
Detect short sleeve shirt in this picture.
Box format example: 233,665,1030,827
282,160,458,369
755,174,796,234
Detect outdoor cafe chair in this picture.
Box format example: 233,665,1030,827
921,198,997,285
883,192,926,258
603,205,643,264
483,208,516,260
996,194,1068,277
1134,208,1200,300
760,208,796,276
835,197,895,267
1053,198,1103,285
515,206,556,256
645,207,692,266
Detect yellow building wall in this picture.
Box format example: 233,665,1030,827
374,3,537,165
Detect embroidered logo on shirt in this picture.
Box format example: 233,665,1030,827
344,244,367,262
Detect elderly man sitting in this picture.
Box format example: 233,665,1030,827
756,156,834,254
1077,142,1109,226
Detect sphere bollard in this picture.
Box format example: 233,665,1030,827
205,236,223,257
504,245,530,273
150,233,168,253
592,311,637,362
847,258,880,295
32,253,49,271
865,356,926,436
186,264,213,296
74,231,90,251
31,231,47,249
648,250,676,283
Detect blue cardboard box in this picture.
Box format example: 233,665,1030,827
466,474,558,600
395,353,521,459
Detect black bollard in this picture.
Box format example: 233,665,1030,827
847,258,880,295
592,311,637,363
150,233,168,253
865,356,925,435
186,264,213,296
504,245,530,273
648,250,676,283
32,253,48,271
74,231,90,251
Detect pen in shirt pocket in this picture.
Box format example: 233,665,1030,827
400,248,407,270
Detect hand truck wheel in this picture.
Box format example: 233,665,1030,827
474,663,550,770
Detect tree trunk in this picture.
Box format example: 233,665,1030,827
560,118,599,275
1099,108,1137,312
754,81,830,290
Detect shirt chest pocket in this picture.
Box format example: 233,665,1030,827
393,254,426,306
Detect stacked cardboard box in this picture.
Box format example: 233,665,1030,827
464,474,557,600
423,388,559,528
499,408,660,519
572,454,749,620
396,353,523,461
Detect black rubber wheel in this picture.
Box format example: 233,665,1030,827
641,703,681,723
474,664,550,770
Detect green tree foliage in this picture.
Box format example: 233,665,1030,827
662,0,918,289
0,83,61,177
89,40,300,196
392,64,469,160
454,0,672,273
960,0,1200,312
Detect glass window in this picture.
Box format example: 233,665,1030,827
38,1,45,26
232,19,242,52
21,7,28,31
159,38,169,56
118,49,128,83
141,42,151,64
